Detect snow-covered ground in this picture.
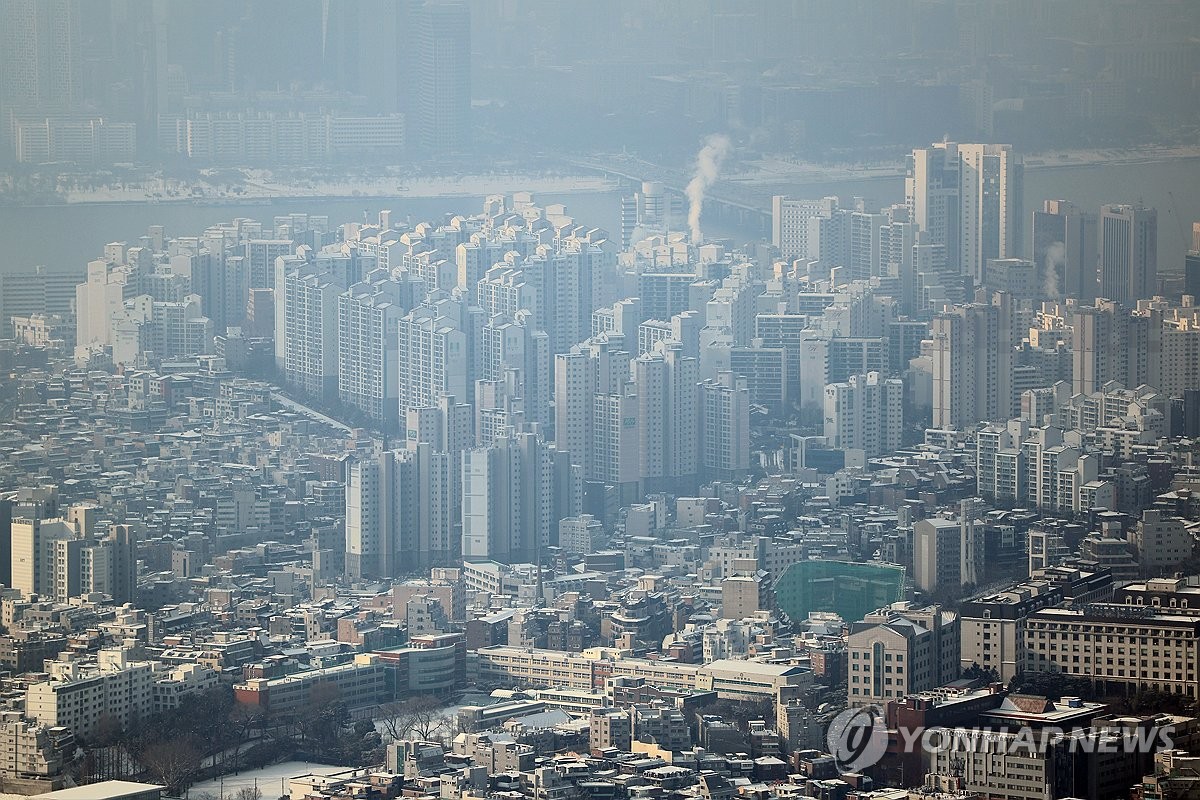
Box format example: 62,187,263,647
189,761,346,800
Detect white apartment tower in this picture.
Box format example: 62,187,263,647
907,142,1023,285
634,342,699,490
699,371,751,479
338,269,404,429
771,195,839,261
345,444,454,579
461,432,553,564
396,303,469,417
275,255,351,398
480,311,551,427
823,371,904,457
553,349,597,473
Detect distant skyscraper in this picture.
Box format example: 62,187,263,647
906,145,961,272
957,143,1023,285
1186,249,1200,302
1099,204,1157,307
907,142,1023,284
414,0,471,152
0,265,83,327
0,0,81,115
1031,200,1098,301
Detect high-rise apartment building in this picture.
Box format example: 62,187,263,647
823,372,904,457
553,349,597,473
928,294,1014,429
771,195,838,261
1099,204,1157,307
699,372,750,480
634,342,699,491
345,445,454,580
480,312,551,428
1070,299,1146,395
396,302,469,417
244,239,294,291
275,257,348,399
338,270,405,429
461,432,553,564
907,142,1022,284
10,517,77,599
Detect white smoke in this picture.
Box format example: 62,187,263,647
686,134,732,244
1043,241,1066,298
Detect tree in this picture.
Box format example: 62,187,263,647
1008,671,1096,700
139,739,201,796
376,696,450,744
298,682,347,754
695,697,776,730
962,663,1001,683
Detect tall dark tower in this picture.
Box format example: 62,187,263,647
1031,199,1098,301
414,1,471,153
0,0,82,114
1099,204,1157,307
110,524,138,604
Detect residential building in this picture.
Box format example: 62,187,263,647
823,372,903,458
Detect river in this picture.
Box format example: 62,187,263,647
3,156,1200,277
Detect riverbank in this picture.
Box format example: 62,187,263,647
49,172,618,206
9,144,1200,208
727,145,1200,189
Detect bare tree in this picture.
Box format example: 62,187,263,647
139,739,202,796
375,696,449,744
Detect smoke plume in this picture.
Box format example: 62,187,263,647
1042,241,1065,298
686,134,732,244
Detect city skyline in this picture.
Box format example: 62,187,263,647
3,3,1200,800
